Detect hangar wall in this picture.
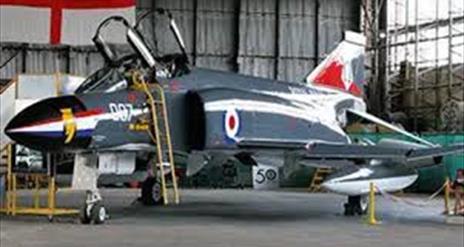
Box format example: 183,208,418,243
0,0,361,83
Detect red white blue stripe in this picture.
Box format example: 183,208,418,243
7,109,105,138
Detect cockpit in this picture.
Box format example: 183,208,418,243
75,9,190,94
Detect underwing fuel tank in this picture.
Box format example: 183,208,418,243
321,161,418,196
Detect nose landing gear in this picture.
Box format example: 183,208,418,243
80,190,108,224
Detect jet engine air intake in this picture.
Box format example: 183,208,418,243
186,91,206,150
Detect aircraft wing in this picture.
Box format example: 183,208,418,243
237,138,464,163
406,143,464,161
238,139,405,159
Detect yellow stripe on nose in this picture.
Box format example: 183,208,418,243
61,108,76,144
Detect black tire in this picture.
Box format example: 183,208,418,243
354,206,365,215
140,177,163,206
345,196,367,216
91,202,107,225
79,204,91,224
344,203,355,216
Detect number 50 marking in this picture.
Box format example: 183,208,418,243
255,168,277,184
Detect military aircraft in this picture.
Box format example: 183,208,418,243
4,9,463,223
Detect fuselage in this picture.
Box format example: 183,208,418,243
4,68,428,197
5,68,366,154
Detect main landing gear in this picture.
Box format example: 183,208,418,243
80,190,108,224
140,177,164,206
344,195,368,216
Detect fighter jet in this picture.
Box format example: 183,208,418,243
4,10,463,222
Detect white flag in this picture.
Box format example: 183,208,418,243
0,0,135,45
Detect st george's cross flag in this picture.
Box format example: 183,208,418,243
0,0,135,45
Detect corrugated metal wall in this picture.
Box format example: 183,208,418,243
196,0,237,71
0,0,361,83
0,45,104,79
238,0,277,79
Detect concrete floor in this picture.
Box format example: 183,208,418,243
0,189,463,247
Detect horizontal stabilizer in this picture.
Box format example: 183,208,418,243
347,109,435,147
407,143,464,161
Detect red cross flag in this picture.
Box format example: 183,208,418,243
0,0,135,45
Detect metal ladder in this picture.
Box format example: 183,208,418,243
137,78,179,205
308,168,332,192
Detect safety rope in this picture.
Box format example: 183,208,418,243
375,182,447,208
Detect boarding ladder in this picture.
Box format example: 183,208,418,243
308,168,332,192
134,75,179,205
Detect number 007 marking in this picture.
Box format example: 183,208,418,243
109,103,134,122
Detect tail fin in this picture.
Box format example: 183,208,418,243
305,31,366,97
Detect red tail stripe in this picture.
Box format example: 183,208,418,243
313,61,345,89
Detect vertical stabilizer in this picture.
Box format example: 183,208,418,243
305,31,366,97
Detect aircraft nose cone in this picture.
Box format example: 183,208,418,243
4,96,91,152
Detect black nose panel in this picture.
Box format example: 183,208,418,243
4,96,92,152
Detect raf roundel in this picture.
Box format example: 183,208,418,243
224,108,240,139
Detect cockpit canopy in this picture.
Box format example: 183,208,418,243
75,9,189,94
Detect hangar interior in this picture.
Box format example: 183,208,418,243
0,0,463,238
0,0,463,189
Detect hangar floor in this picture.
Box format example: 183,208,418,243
1,189,462,247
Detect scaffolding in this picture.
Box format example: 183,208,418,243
363,0,464,132
0,143,79,221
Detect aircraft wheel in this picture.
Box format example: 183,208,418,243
91,202,107,225
80,204,92,224
141,177,163,206
358,195,368,215
343,203,355,216
344,196,367,216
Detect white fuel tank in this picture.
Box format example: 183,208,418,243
321,162,418,196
